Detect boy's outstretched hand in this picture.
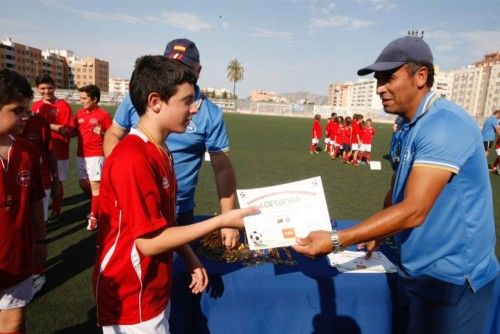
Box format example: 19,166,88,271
219,206,260,230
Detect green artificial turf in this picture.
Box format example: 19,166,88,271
26,110,499,333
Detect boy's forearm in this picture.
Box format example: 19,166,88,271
136,216,224,256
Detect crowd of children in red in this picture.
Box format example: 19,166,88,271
309,113,376,166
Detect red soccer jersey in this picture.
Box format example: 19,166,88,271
328,121,340,141
0,137,45,289
20,114,54,189
361,127,376,144
32,99,75,160
75,106,112,157
325,120,333,137
352,120,361,144
496,136,500,149
312,120,322,138
338,126,352,145
93,130,177,326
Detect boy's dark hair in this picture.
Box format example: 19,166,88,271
78,84,101,104
129,55,197,116
35,73,55,87
0,69,33,108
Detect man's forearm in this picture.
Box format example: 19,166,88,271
211,152,237,213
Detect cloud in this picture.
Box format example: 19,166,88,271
309,16,375,30
429,30,500,55
366,0,395,11
0,18,38,30
222,20,229,29
251,28,293,41
43,0,139,24
354,0,395,10
147,11,212,32
459,30,500,56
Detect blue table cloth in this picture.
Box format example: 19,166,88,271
169,220,499,334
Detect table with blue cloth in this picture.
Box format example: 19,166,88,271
169,220,500,334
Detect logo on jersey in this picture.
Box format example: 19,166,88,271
162,176,169,189
17,170,31,187
186,121,196,133
78,118,84,124
89,118,98,125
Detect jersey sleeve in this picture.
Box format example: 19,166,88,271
101,110,113,131
413,113,476,174
204,100,230,152
113,95,135,129
57,100,75,128
112,153,169,238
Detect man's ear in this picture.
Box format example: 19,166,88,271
415,66,428,89
147,92,162,114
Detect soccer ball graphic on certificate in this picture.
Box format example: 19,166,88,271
249,231,263,245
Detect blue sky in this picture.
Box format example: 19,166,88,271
1,0,499,97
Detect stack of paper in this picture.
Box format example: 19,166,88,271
327,250,398,273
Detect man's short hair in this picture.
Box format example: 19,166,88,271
35,73,55,87
407,62,435,88
78,84,101,104
129,55,197,116
0,69,33,108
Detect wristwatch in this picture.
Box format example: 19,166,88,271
330,230,345,253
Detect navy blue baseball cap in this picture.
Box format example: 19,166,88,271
357,36,433,76
164,38,200,70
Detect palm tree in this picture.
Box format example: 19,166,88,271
227,59,244,99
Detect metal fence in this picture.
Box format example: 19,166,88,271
34,90,490,126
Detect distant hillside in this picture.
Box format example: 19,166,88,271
280,91,327,105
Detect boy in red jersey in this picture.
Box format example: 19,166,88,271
351,114,363,165
328,116,340,158
0,69,47,334
309,114,322,154
17,109,59,296
360,119,376,165
93,56,256,333
75,85,112,231
32,74,75,221
341,118,353,163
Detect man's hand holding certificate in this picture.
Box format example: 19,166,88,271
237,177,332,250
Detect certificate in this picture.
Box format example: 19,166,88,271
237,176,332,250
327,250,398,273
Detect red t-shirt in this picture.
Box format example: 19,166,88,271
20,115,54,189
338,126,352,145
32,99,75,160
312,120,322,138
75,107,112,157
352,120,361,144
93,130,177,325
496,136,500,149
361,127,376,144
324,120,333,137
0,137,45,289
328,122,339,141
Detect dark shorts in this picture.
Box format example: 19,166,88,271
484,141,494,151
342,144,351,152
176,209,194,226
397,275,496,334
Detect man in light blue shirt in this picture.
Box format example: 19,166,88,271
293,36,498,333
104,39,239,249
481,109,500,159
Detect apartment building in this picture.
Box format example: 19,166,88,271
109,77,129,95
1,37,109,91
327,83,351,108
74,57,109,92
